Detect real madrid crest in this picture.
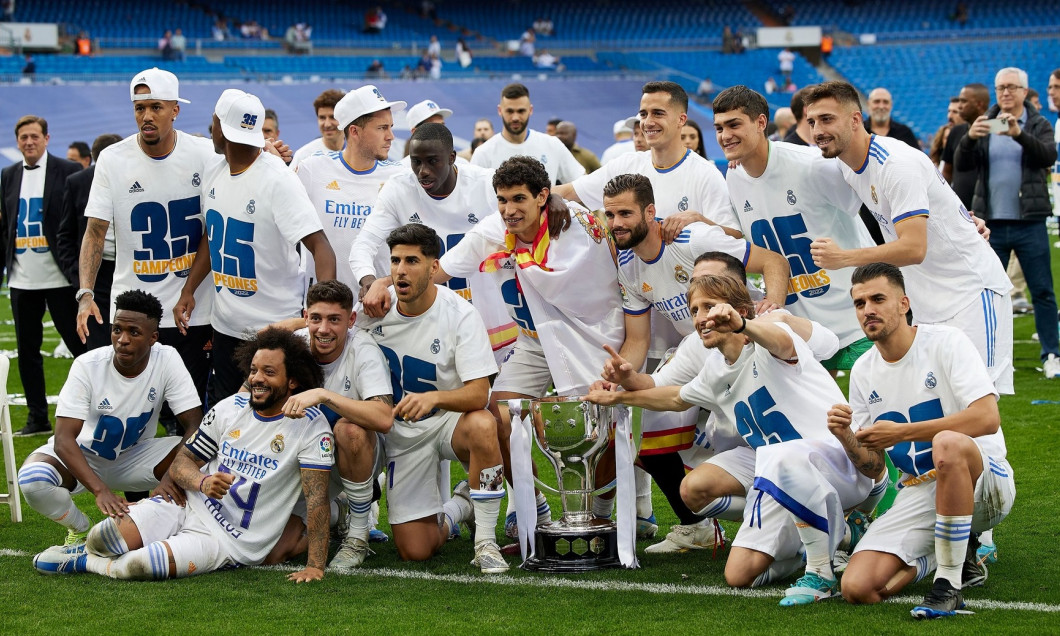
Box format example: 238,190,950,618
925,372,937,389
467,213,479,224
674,265,690,284
246,199,256,215
192,172,201,187
678,196,689,212
270,434,285,453
431,338,441,354
870,185,878,205
786,189,796,205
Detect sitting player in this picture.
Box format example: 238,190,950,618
360,223,508,574
830,263,1015,619
33,328,334,582
17,290,202,546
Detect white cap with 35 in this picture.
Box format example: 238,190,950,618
214,89,266,148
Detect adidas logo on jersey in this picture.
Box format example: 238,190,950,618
325,180,340,191
408,213,423,224
743,200,753,213
97,398,113,411
868,390,882,404
129,181,144,193
208,188,216,199
642,282,653,293
371,326,384,337
229,429,241,439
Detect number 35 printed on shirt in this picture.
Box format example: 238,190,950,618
205,209,257,297
131,196,203,283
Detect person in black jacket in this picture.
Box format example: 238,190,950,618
953,67,1060,380
0,115,87,435
57,133,122,351
864,87,921,149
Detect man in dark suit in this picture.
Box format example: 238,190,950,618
0,115,87,435
57,133,123,351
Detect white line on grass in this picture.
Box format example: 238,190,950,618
0,549,29,557
252,564,1060,613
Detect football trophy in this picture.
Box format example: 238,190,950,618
513,396,638,572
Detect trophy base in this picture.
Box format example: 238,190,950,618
521,522,621,573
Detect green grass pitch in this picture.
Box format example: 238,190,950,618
1,241,1058,634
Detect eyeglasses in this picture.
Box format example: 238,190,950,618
995,84,1025,94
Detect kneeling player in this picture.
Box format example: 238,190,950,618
830,263,1015,619
33,328,334,582
18,291,202,546
361,224,508,574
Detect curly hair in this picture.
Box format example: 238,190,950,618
236,327,323,394
114,289,164,325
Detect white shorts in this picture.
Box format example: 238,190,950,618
36,436,181,493
679,413,746,471
731,493,803,561
127,497,236,574
493,336,554,397
853,446,1015,566
704,445,757,491
924,290,1013,395
384,410,462,525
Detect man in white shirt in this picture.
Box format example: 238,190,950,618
290,89,346,170
831,262,1014,619
296,84,406,287
554,81,739,240
33,327,334,583
471,83,585,185
18,291,202,546
600,116,637,165
77,68,216,437
174,89,336,406
714,85,877,373
359,223,509,574
803,81,1014,394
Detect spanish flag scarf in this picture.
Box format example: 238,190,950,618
480,208,553,273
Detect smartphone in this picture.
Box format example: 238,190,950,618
985,118,1008,134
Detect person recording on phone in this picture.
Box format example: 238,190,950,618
953,66,1060,380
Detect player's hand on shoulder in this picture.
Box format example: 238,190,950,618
659,211,700,244
754,299,781,315
152,472,187,507
362,278,392,318
266,138,293,163
287,566,325,583
282,388,328,418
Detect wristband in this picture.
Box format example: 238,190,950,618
732,315,747,334
198,475,208,494
75,288,95,302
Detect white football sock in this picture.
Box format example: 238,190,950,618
18,462,89,532
341,476,375,540
934,514,972,588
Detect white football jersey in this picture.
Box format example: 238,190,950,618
55,344,200,461
619,222,750,336
185,394,333,565
679,323,842,449
838,135,1011,323
202,152,324,338
295,326,393,426
297,152,406,288
848,324,1005,481
470,129,585,185
572,149,737,229
728,142,873,347
86,132,217,326
349,164,518,354
358,285,498,406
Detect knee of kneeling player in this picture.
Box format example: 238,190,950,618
930,430,972,470
839,571,882,604
396,542,437,562
334,420,373,455
723,562,757,588
679,478,704,511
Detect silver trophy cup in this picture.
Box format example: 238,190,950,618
520,396,626,572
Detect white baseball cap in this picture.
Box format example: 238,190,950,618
334,85,406,131
613,116,638,136
214,89,266,148
406,99,453,130
130,67,190,103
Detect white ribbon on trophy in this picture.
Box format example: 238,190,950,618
507,399,538,561
614,405,638,569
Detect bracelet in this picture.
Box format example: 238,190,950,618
75,288,95,302
198,475,208,494
733,315,747,334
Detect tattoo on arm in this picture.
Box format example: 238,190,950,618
79,220,108,288
842,435,886,478
368,394,394,407
169,447,209,491
301,469,330,571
